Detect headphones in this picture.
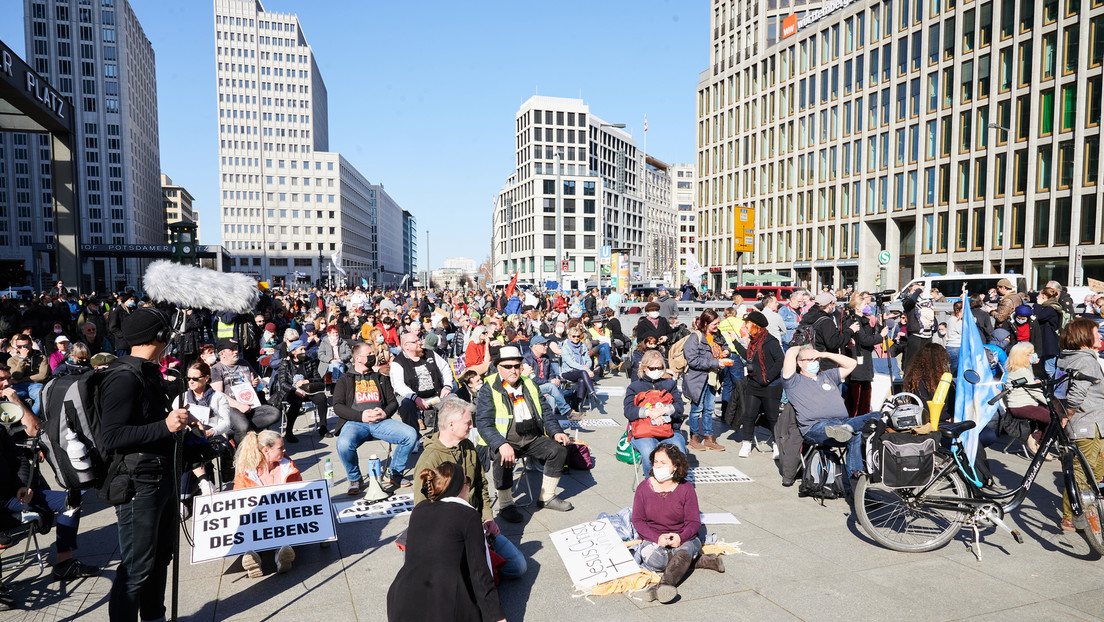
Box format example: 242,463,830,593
137,307,175,344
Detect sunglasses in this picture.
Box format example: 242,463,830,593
645,366,664,371
499,363,521,370
186,376,206,382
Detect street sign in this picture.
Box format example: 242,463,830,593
878,250,891,266
561,260,569,272
600,245,612,265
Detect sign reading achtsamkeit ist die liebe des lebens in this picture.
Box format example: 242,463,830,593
191,479,337,564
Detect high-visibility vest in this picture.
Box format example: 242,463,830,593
477,373,543,446
216,320,235,340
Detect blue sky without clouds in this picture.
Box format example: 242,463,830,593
0,0,708,270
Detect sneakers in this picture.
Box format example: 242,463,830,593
346,479,362,496
241,551,263,578
383,470,411,494
499,505,524,523
738,441,752,458
537,496,573,512
51,558,100,581
198,478,216,496
276,545,295,574
824,425,854,443
772,443,780,460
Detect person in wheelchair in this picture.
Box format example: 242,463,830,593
782,346,879,479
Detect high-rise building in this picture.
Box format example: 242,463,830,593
493,95,651,289
213,0,402,287
697,0,1104,293
402,209,416,281
672,162,697,284
6,0,161,292
372,184,405,287
161,173,196,243
642,156,678,282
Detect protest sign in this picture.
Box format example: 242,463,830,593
687,466,754,484
333,493,415,524
191,479,336,564
558,418,620,429
549,518,640,588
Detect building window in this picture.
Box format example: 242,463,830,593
1011,203,1026,247
1034,201,1050,246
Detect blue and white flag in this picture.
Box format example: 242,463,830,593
955,298,1002,467
361,278,368,288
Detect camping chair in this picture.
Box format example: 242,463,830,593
626,423,642,492
0,510,48,573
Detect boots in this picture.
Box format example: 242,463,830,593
694,554,725,573
688,435,706,451
655,550,692,604
703,435,726,451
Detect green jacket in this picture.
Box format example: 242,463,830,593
412,432,493,521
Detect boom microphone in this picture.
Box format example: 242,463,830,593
143,260,260,313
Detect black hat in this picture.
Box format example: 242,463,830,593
122,308,169,346
216,338,239,352
745,310,769,328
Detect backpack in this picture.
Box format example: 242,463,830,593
789,316,831,349
798,447,847,502
668,330,700,375
38,360,144,491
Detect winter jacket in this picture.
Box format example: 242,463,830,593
1057,348,1104,440
736,333,785,392
522,352,555,386
316,337,352,377
846,318,884,383
234,457,302,489
655,293,679,321
412,432,494,521
8,352,48,384
797,307,853,369
778,304,803,345
560,339,592,372
681,331,722,403
635,316,672,344
474,373,563,452
1031,303,1061,359
274,354,322,402
993,292,1025,329
172,388,233,438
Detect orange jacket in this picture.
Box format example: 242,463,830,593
233,457,303,489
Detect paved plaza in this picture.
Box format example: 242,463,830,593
4,374,1104,621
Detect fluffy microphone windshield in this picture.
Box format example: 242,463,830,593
144,260,260,313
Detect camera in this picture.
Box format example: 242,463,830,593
871,289,896,304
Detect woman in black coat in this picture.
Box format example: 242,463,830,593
635,301,673,347
387,462,505,622
845,302,888,417
733,312,785,458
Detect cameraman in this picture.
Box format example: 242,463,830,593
101,309,196,622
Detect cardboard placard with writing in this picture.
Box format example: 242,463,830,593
190,479,337,564
549,518,640,588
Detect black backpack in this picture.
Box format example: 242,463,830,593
789,316,831,349
39,360,144,491
798,447,847,502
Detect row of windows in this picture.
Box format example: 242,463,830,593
226,241,337,252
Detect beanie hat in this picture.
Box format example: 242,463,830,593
1014,305,1033,317
264,322,276,333
122,309,168,346
423,333,439,351
745,310,769,328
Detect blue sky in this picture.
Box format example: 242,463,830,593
1,0,707,270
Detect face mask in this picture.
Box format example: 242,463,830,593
646,345,657,350
1029,353,1040,364
1015,317,1028,325
203,355,217,365
54,328,63,334
805,361,821,375
376,336,385,344
126,302,136,308
647,311,660,319
555,327,564,335
362,355,377,368
294,353,307,362
646,370,664,380
652,467,673,482
938,330,947,337
862,305,875,316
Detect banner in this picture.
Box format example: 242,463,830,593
190,480,337,563
549,518,640,588
333,493,415,524
331,244,346,275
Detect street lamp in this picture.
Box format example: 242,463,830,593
318,248,324,289
988,123,1011,274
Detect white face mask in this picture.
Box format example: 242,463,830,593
203,355,217,365
652,467,673,482
647,311,660,319
555,327,564,335
376,336,385,344
646,370,664,380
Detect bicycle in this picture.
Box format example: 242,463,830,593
854,370,1104,559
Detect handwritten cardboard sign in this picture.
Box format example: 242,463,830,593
190,479,337,564
687,466,754,484
549,518,640,588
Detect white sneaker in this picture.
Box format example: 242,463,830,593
772,443,780,460
198,479,215,496
738,441,752,458
276,545,295,574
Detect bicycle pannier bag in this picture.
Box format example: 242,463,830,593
881,433,936,489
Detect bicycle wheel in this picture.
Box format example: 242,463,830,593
855,469,970,553
1069,444,1104,555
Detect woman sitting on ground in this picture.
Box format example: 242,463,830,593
631,444,724,604
624,350,686,476
233,430,300,578
387,462,505,622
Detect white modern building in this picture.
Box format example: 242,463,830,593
642,155,678,282
672,162,697,284
161,173,197,242
2,0,162,292
697,0,1104,293
492,95,649,290
213,0,406,287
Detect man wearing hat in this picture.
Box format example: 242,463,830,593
475,345,573,523
210,339,280,445
796,292,860,370
991,278,1024,332
522,335,572,420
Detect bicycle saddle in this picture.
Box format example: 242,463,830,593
939,420,976,439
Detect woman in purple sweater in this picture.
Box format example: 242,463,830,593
631,444,725,604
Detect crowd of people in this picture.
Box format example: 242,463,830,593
0,274,1100,617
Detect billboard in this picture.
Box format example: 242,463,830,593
733,207,755,253
781,14,797,39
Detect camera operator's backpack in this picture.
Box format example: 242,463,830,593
39,360,144,491
789,316,831,349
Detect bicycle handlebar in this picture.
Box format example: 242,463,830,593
988,370,1100,406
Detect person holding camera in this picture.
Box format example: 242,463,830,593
101,308,201,622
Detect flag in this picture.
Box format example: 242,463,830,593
331,245,346,275
644,114,648,132
954,289,1001,471
361,278,368,288
504,271,519,299
685,249,706,284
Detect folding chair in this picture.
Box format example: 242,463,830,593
1,511,48,572
511,456,538,507
627,424,642,492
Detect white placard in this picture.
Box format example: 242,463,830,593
332,493,415,524
190,479,336,564
549,518,641,589
687,466,754,484
558,418,621,429
596,386,626,396
700,512,742,525
187,404,211,426
229,382,261,408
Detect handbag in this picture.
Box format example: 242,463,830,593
566,440,595,470
630,417,674,439
615,431,641,465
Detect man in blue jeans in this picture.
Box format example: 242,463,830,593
412,398,527,580
781,346,878,479
332,343,418,495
